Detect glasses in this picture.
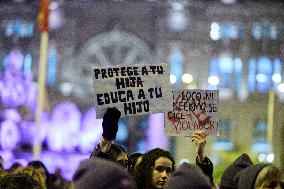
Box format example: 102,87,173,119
116,160,128,168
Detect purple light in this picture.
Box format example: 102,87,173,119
2,109,21,122
8,50,23,71
147,113,168,150
0,120,20,150
79,107,103,153
47,102,81,152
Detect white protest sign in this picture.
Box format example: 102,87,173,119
93,63,172,118
165,89,219,136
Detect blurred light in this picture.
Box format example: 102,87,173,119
170,74,177,84
212,141,233,151
137,140,147,153
49,2,64,30
182,73,193,83
0,120,20,150
256,74,267,83
59,82,73,96
219,89,233,100
220,0,236,4
116,121,128,141
8,50,24,70
270,24,278,39
272,74,281,83
258,154,266,162
219,55,233,73
171,2,184,11
147,113,168,150
278,83,284,93
266,153,274,162
168,2,188,32
3,109,21,122
49,1,59,10
210,22,220,40
208,76,220,85
179,159,189,164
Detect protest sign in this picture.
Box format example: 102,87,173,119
93,63,172,118
165,89,219,136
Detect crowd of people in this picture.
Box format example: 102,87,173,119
0,107,283,188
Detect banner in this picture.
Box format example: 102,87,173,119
93,63,172,118
165,89,219,136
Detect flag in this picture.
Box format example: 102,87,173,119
38,0,49,32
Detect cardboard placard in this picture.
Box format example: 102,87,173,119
93,63,172,118
165,89,219,136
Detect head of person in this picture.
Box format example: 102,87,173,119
128,152,143,175
236,164,282,189
27,160,49,188
254,165,282,189
0,173,40,189
72,158,136,189
109,143,129,169
220,153,253,189
23,166,47,189
134,148,175,189
164,162,212,189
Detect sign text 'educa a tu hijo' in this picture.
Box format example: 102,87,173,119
92,63,172,119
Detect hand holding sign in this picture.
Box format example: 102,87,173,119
191,130,206,162
102,107,121,141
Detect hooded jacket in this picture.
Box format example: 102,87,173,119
219,153,253,189
164,162,212,189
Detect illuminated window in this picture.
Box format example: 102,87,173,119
23,53,32,77
257,56,272,93
169,50,183,88
218,55,234,89
252,120,271,153
210,22,243,40
248,57,281,93
208,57,219,90
272,58,282,91
213,120,233,151
251,23,279,40
47,48,57,87
208,55,242,93
248,58,257,93
1,20,34,38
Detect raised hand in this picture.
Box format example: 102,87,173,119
191,130,207,162
102,107,121,141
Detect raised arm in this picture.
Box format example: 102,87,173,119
191,130,214,185
90,107,121,159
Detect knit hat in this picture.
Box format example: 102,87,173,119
72,158,136,189
164,162,212,189
235,164,268,189
219,153,253,189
